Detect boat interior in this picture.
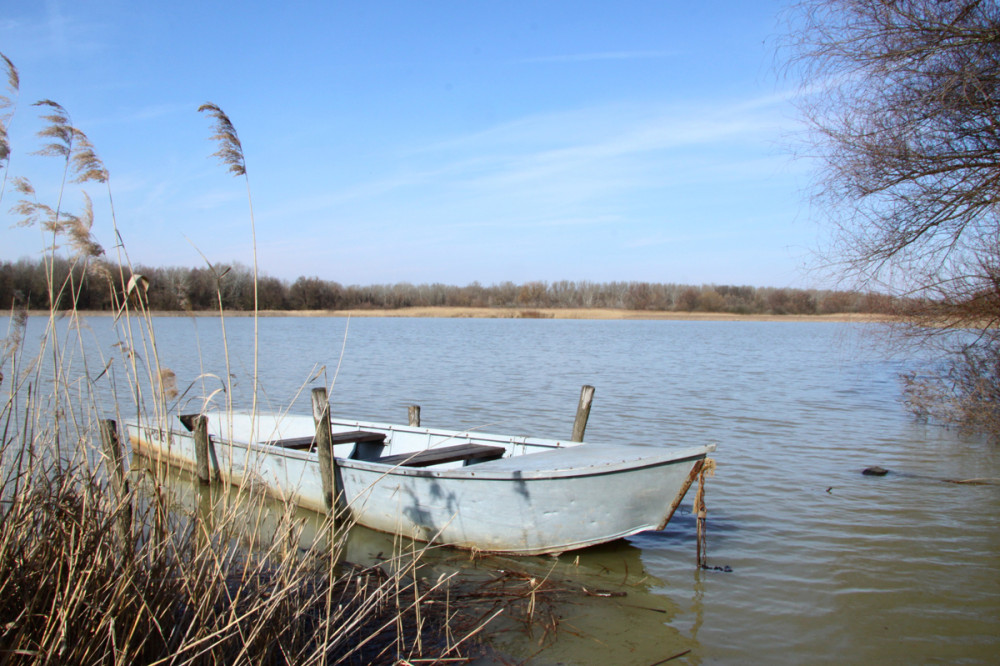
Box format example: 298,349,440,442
263,430,507,468
179,414,517,469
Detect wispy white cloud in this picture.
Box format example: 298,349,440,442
86,102,195,128
231,87,804,283
405,95,791,202
518,50,675,64
262,88,799,235
120,103,193,123
188,188,243,211
624,227,754,250
42,0,105,57
415,91,791,159
44,0,68,51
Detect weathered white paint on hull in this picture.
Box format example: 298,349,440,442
128,413,713,555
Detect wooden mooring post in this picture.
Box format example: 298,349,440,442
695,458,717,569
192,414,214,484
99,419,132,545
408,405,421,427
312,387,337,521
571,385,595,442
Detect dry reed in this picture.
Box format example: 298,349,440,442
0,52,485,665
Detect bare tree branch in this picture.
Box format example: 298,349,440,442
786,0,1000,435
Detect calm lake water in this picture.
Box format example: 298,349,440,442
7,315,1000,663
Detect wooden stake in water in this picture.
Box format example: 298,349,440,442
99,419,132,544
193,415,214,484
695,458,716,568
571,385,596,442
408,405,421,427
312,387,337,517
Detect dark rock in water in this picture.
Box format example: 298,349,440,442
863,466,889,476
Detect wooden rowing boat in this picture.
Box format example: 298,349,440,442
127,411,715,555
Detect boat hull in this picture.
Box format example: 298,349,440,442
128,415,712,555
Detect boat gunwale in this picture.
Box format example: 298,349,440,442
327,417,573,449
128,422,714,481
339,446,712,480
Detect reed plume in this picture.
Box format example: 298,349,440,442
32,99,73,159
0,52,17,91
198,101,260,420
0,51,20,202
12,174,103,260
17,101,107,243
64,192,104,259
31,99,108,182
70,130,109,184
198,102,246,176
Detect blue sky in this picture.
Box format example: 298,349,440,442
1,0,818,288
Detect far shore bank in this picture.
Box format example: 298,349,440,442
42,307,898,323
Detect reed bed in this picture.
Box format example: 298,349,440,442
0,238,484,664
0,52,488,664
0,453,486,664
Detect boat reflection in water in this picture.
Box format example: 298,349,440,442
134,454,704,664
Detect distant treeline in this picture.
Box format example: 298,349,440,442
0,257,897,315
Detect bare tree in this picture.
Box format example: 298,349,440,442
787,0,1000,434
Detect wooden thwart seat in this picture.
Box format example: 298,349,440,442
264,431,504,468
379,443,505,468
267,430,386,451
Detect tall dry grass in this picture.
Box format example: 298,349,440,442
0,459,481,663
0,53,485,664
